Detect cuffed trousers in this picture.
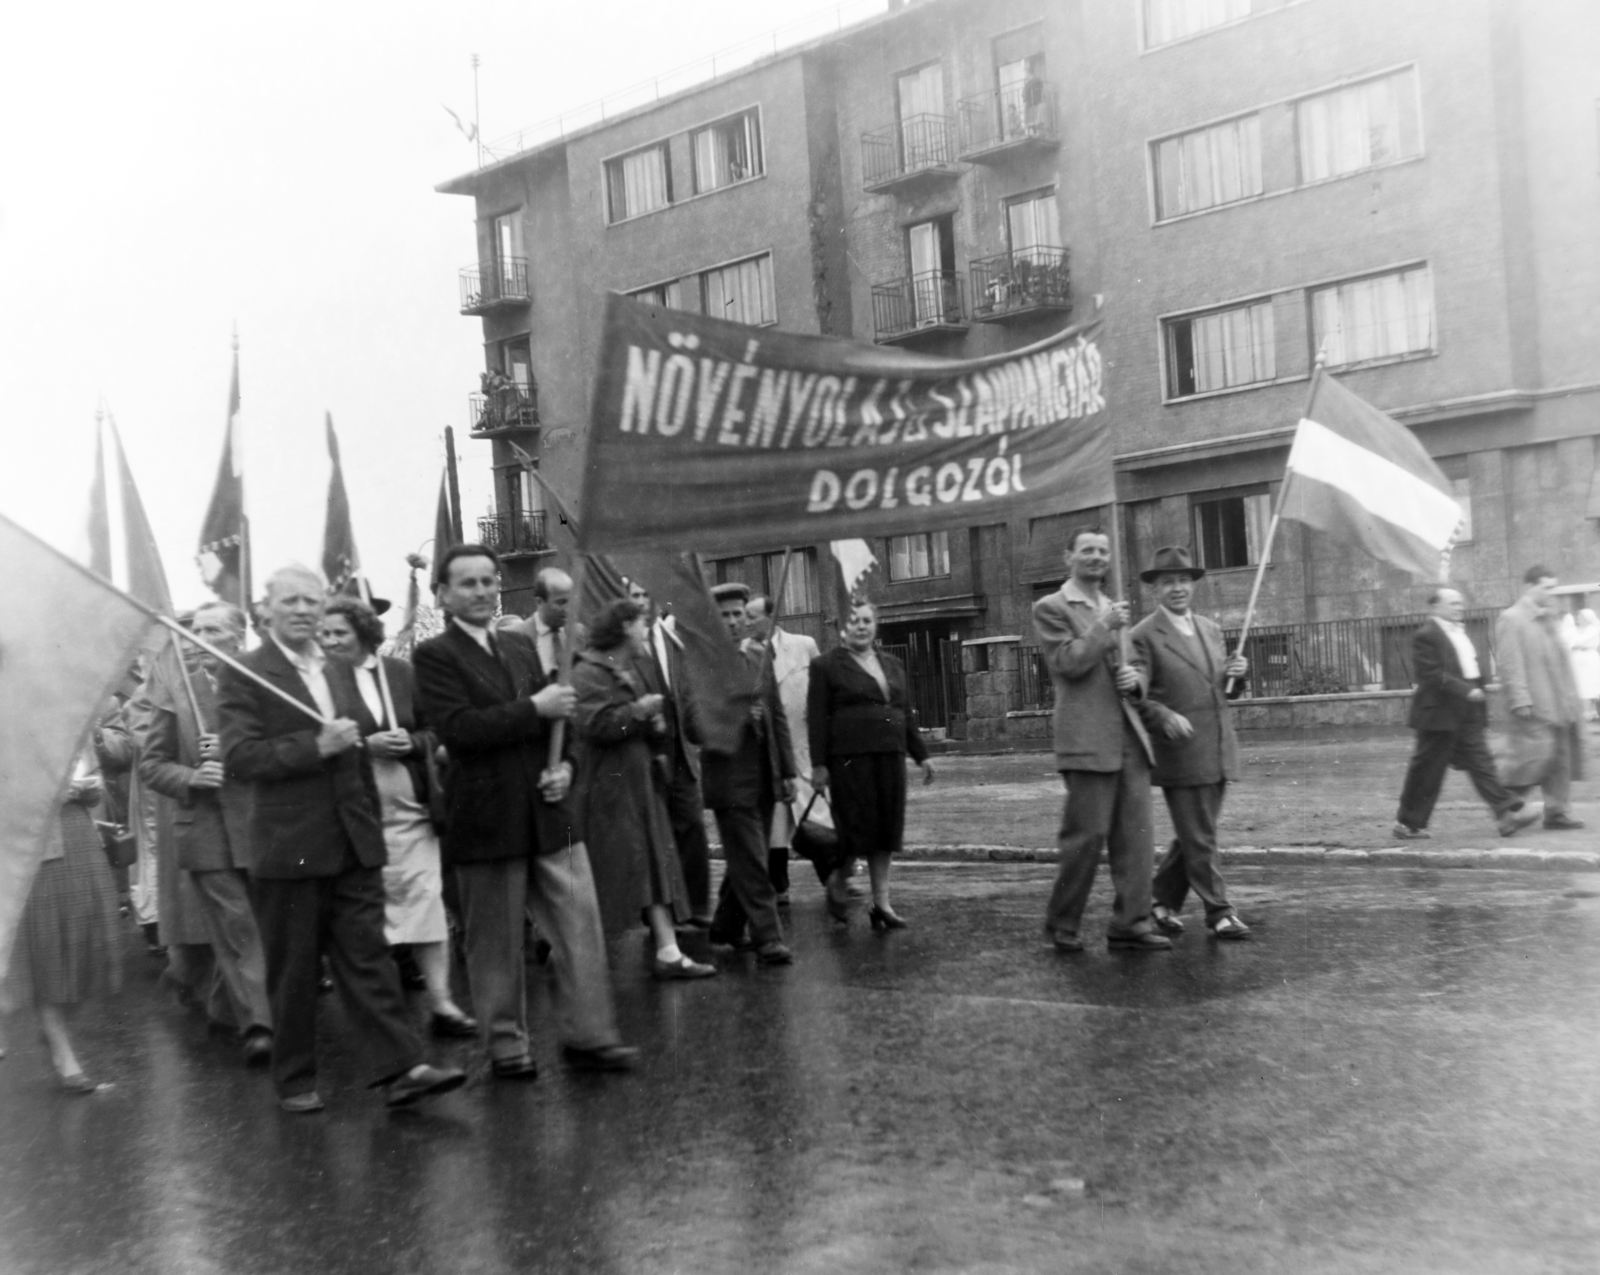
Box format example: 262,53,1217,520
1396,718,1517,830
710,805,784,948
1152,782,1235,924
189,867,272,1036
1045,733,1154,941
663,768,712,917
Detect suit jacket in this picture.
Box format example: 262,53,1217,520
412,623,576,862
345,656,445,824
138,668,253,872
701,647,796,811
1032,584,1153,773
631,620,702,781
1129,609,1240,788
1496,597,1582,724
1406,621,1485,733
806,645,929,767
216,639,385,880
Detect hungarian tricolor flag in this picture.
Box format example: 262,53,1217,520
1281,372,1463,581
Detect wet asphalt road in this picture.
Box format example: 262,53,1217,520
3,862,1599,1275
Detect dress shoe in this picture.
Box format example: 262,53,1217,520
774,891,792,908
57,1071,101,1096
1497,809,1540,837
676,915,714,932
430,1010,479,1039
868,905,908,931
708,928,753,952
1391,822,1431,840
385,1063,467,1108
652,954,717,980
1049,932,1084,954
1208,914,1252,941
755,941,794,966
241,1029,273,1067
1151,905,1185,935
1107,930,1173,952
561,1043,640,1073
491,1054,539,1080
1544,813,1586,830
280,1091,325,1114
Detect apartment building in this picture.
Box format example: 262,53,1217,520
439,0,1600,731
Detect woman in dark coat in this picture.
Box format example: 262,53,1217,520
808,601,935,929
572,598,715,980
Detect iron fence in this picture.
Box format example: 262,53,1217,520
470,379,539,434
477,512,549,556
871,271,967,341
957,81,1059,158
970,245,1071,320
459,257,530,313
881,636,966,732
861,113,957,189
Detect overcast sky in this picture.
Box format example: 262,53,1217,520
0,0,879,610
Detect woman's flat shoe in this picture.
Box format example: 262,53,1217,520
653,954,718,981
868,906,908,931
58,1072,100,1096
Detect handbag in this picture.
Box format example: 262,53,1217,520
789,791,842,885
94,820,138,870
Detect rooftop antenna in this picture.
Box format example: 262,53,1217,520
472,54,482,167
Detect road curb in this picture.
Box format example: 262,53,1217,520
891,844,1600,871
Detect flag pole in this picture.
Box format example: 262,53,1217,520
1225,359,1325,694
546,551,585,774
1106,502,1131,665
356,572,399,729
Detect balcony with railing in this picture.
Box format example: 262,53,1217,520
469,377,539,435
861,114,961,194
477,511,550,557
459,257,530,315
871,271,968,344
957,82,1060,163
970,246,1071,323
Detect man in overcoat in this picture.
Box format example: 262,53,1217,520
412,544,636,1078
139,601,274,1063
1392,587,1535,840
218,566,465,1112
1128,547,1251,940
1496,566,1586,830
1032,528,1167,953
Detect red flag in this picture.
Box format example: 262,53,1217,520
88,418,112,579
197,338,251,607
322,413,359,593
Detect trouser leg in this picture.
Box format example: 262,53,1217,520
767,846,790,894
525,843,621,1050
713,807,783,947
1044,770,1117,940
1542,727,1574,816
455,858,530,1062
1449,716,1518,817
251,876,324,1098
323,865,423,1087
664,771,712,916
1151,837,1188,913
1103,747,1155,937
190,868,272,1035
1161,783,1232,924
1396,730,1454,829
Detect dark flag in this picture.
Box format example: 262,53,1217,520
105,413,184,665
197,338,251,607
433,468,456,561
322,413,359,593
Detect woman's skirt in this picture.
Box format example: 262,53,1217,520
2,806,123,1012
372,757,448,946
829,752,909,860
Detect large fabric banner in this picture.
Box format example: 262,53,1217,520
578,294,1112,554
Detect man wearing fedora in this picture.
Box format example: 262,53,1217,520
1128,546,1252,940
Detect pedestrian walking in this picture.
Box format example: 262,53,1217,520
806,601,933,929
1128,547,1252,940
1391,588,1536,840
1558,590,1600,721
1033,528,1167,953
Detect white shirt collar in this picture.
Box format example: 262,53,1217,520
452,616,494,652
1061,577,1111,615
1160,605,1196,635
269,631,325,675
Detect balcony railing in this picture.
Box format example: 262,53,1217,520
957,82,1060,162
1014,608,1502,710
477,511,549,557
970,246,1071,322
871,271,968,343
861,114,960,193
459,257,530,314
470,378,539,434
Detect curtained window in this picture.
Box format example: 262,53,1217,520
1153,114,1263,219
606,144,672,223
692,110,764,194
1143,0,1291,49
1166,299,1276,397
1310,264,1433,367
1297,69,1421,183
888,532,951,581
1193,491,1273,569
700,254,776,326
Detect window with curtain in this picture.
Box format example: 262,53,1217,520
1143,0,1291,49
760,550,819,617
1165,299,1275,397
887,532,951,581
1310,265,1433,367
605,144,672,223
1006,191,1061,260
700,254,776,326
1153,113,1263,219
897,62,948,168
629,279,693,312
692,110,764,194
1296,68,1421,183
1193,491,1273,569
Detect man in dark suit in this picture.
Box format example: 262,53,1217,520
1395,587,1536,839
1128,547,1252,941
413,545,636,1078
704,582,796,965
139,601,274,1063
217,566,465,1113
1032,528,1167,953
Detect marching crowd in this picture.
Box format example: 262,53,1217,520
1,533,1590,1108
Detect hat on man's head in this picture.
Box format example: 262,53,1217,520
1140,545,1205,584
710,582,751,604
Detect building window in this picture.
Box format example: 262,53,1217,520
700,254,776,326
1193,490,1273,569
1310,264,1433,368
1153,114,1262,219
897,62,948,168
1144,0,1292,49
907,215,958,326
1296,68,1421,184
712,551,820,617
1006,190,1061,257
692,110,763,194
888,532,951,581
629,278,696,312
1165,299,1275,398
605,143,672,223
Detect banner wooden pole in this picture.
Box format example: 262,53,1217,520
1106,502,1131,666
355,572,398,728
155,616,330,726
171,630,207,729
546,552,586,774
